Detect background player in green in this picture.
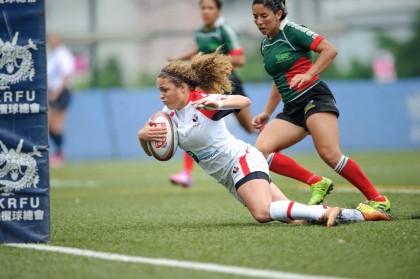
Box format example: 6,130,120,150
167,0,256,188
251,0,391,211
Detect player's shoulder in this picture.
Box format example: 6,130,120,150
285,21,318,37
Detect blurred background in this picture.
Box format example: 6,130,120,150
45,0,420,161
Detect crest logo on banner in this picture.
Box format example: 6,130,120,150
0,32,37,90
0,139,42,196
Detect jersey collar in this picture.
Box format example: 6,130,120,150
280,17,289,30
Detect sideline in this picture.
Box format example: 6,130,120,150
6,243,345,279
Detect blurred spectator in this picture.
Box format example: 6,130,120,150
47,33,76,167
372,50,397,83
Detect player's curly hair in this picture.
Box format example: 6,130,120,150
158,46,233,94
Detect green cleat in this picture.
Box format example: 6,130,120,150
308,177,334,205
321,207,342,227
357,203,393,221
365,196,391,212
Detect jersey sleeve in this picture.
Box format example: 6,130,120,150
60,49,76,76
287,23,325,51
220,25,244,56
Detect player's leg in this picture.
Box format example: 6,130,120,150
307,112,390,211
236,176,340,226
169,151,194,188
49,108,67,166
255,118,334,205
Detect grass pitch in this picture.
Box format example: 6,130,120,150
1,150,420,279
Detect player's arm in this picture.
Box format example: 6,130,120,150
263,82,282,116
307,39,337,79
252,82,282,129
193,94,251,110
229,51,246,67
137,120,167,156
290,39,337,89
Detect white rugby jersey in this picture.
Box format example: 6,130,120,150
162,91,270,203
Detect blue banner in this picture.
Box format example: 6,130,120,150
0,0,49,243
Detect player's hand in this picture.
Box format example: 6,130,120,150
252,112,270,129
289,73,312,89
138,120,167,142
193,98,220,110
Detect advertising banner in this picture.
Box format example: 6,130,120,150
0,0,49,243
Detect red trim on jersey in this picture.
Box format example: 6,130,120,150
310,35,324,51
188,90,220,119
286,57,319,92
287,201,295,220
239,149,251,176
229,48,245,56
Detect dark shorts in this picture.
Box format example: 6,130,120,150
235,171,271,190
229,72,247,97
49,87,71,111
275,81,339,132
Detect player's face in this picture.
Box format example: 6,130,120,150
252,4,282,39
200,0,220,27
157,77,189,110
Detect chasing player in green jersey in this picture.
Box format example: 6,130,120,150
251,0,391,212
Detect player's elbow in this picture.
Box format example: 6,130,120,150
331,46,338,59
246,98,252,107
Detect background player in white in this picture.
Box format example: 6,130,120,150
47,33,76,167
137,48,392,226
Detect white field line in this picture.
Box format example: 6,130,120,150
6,244,345,279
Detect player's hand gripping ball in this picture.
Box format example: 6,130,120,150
147,111,178,161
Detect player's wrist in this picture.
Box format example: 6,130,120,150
217,100,224,109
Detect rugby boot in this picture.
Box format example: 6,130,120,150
357,203,393,221
169,171,192,188
365,196,391,212
308,177,334,205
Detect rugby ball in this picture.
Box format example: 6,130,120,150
147,111,178,161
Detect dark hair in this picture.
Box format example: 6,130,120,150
200,0,223,10
252,0,287,20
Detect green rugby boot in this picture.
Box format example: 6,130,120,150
357,203,393,221
366,196,391,212
308,177,334,205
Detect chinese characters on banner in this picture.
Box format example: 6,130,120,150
0,0,50,242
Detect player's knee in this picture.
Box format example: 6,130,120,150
255,141,273,158
251,209,272,223
318,150,341,168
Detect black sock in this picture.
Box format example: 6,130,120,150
49,131,63,155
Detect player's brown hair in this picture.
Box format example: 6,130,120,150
158,46,233,94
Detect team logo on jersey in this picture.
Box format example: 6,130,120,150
192,113,200,128
192,114,198,123
0,32,37,90
232,166,240,174
304,100,316,114
275,52,291,63
0,139,42,196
